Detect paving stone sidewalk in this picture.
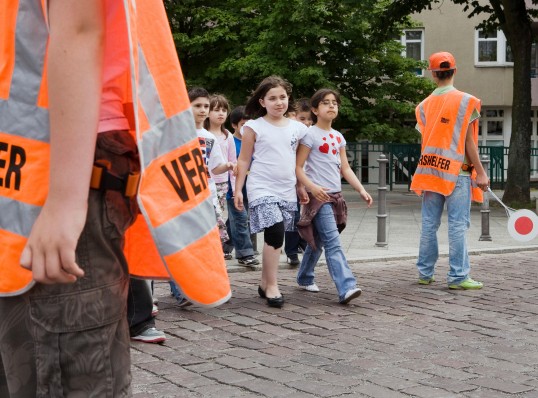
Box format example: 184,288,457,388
132,250,538,398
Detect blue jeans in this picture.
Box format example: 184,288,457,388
226,197,255,259
296,203,357,301
417,175,471,284
169,281,184,302
285,201,307,256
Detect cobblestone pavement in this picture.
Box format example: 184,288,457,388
132,250,538,398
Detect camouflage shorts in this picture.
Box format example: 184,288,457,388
0,130,140,398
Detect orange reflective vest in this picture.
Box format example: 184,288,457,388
0,0,231,307
410,88,484,203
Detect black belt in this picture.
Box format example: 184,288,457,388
90,160,140,198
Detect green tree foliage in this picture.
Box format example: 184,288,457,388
164,0,435,143
385,0,537,204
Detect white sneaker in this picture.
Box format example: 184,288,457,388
340,287,362,304
131,327,166,344
300,283,320,292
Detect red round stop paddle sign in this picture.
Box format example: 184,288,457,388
507,209,538,242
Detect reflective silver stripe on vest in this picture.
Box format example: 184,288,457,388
0,100,49,142
413,166,459,183
151,196,216,257
418,102,426,128
0,196,41,238
0,1,49,141
137,49,195,169
12,0,48,106
422,146,465,163
139,110,196,169
138,47,166,128
451,93,471,152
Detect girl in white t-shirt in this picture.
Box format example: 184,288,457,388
205,94,237,257
295,89,373,304
234,76,308,308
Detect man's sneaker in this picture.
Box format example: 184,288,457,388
419,276,435,285
340,287,362,304
224,252,233,260
287,254,300,266
238,255,260,266
151,304,159,317
448,278,483,290
131,327,166,344
299,283,320,292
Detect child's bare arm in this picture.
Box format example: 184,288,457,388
211,162,234,175
234,127,255,210
340,149,373,207
296,144,330,202
20,0,105,284
465,123,489,191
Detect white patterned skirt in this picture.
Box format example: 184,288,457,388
249,196,297,234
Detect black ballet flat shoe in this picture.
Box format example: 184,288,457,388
258,286,266,299
266,295,284,308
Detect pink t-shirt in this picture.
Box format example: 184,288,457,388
210,132,237,185
98,0,130,133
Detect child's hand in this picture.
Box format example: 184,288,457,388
232,163,238,176
359,189,373,207
20,202,86,284
311,185,330,202
297,185,309,205
234,191,244,211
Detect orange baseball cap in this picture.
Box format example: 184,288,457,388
428,52,457,71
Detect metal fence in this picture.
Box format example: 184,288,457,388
346,142,538,190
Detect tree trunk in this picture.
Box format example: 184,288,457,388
500,0,532,204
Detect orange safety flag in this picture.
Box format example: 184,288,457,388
0,0,231,306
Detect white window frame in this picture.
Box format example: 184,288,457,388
475,29,513,67
479,108,507,148
399,29,425,76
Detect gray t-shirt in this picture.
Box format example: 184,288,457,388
245,117,308,202
301,125,346,193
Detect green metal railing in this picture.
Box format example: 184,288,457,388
346,142,537,190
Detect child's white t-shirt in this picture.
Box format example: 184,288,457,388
301,125,346,193
197,128,225,200
245,117,308,203
210,132,237,184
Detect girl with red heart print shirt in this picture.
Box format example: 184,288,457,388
295,89,373,304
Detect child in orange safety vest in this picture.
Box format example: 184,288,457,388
410,51,489,290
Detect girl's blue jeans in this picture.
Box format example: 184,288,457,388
417,175,471,285
296,202,357,301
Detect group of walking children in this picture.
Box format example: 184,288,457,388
170,88,260,306
234,76,373,309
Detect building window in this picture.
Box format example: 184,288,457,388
399,29,424,76
475,30,513,66
487,121,503,136
479,108,505,145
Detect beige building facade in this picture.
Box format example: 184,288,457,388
402,1,538,176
